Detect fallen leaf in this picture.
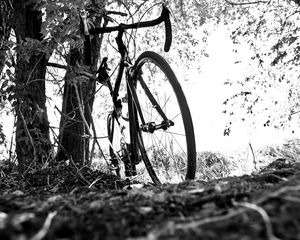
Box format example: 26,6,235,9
128,188,154,199
153,191,169,203
89,200,104,210
11,190,25,196
47,195,62,203
138,206,153,215
0,212,8,229
214,181,230,193
188,188,205,194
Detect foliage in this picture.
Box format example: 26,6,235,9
223,0,300,132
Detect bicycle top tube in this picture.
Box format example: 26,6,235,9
88,5,172,52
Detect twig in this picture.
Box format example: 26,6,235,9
255,185,300,204
47,62,68,69
74,83,89,164
30,211,57,240
18,107,37,174
232,201,280,240
281,196,300,204
224,0,268,5
88,177,102,188
249,143,257,171
86,104,113,170
86,104,97,165
74,84,92,136
8,115,16,170
69,157,92,186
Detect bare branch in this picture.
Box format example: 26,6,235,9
31,211,57,240
232,201,280,240
224,0,268,6
47,62,68,69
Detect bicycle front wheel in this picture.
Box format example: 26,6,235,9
132,51,196,184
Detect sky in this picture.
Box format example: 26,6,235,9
175,23,297,155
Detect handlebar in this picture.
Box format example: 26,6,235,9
87,5,172,52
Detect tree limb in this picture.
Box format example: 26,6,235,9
47,62,68,69
224,0,268,5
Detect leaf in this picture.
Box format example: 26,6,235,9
1,79,9,89
0,212,8,229
128,188,154,199
153,191,169,203
138,206,153,215
89,199,104,210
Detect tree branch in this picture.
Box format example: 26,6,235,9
47,62,68,69
224,0,268,5
232,201,280,240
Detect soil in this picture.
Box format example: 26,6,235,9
0,159,300,240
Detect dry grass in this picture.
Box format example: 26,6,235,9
90,139,300,183
195,151,231,181
194,138,300,181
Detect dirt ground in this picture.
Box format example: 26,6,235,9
0,159,300,240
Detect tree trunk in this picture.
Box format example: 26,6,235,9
13,0,51,173
56,11,102,166
56,50,97,166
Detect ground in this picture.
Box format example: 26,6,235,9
0,159,300,240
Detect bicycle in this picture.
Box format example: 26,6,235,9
81,4,196,184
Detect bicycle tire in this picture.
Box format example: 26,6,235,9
130,51,196,184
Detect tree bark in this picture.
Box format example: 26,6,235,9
56,7,103,166
13,0,51,173
56,48,89,165
56,48,97,166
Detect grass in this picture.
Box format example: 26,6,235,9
90,138,300,184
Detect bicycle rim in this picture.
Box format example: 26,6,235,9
133,51,196,184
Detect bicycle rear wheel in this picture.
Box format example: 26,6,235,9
131,51,196,184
